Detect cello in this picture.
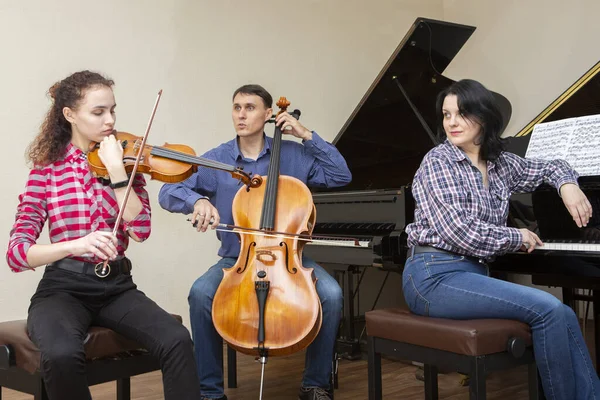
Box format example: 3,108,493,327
211,97,322,393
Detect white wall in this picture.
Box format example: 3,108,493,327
0,0,443,328
442,0,600,138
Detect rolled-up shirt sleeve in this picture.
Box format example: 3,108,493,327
7,169,48,272
501,152,579,194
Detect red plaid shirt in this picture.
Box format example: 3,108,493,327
7,143,151,272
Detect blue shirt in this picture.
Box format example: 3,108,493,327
406,139,579,258
158,132,352,257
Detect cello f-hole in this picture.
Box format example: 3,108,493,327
237,242,256,273
280,242,297,274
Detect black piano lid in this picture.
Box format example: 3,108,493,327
320,18,477,192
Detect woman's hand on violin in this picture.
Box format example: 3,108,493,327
70,231,118,260
275,111,312,141
98,135,125,177
560,183,592,228
191,199,220,232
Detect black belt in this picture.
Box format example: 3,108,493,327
407,245,487,264
47,257,132,278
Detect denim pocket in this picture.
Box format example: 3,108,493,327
403,274,429,316
425,253,464,266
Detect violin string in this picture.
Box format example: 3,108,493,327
151,146,231,170
150,146,236,171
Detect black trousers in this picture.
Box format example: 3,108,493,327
27,264,202,400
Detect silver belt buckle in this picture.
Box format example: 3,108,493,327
94,262,111,278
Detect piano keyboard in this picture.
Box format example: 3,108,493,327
535,241,600,253
308,238,371,248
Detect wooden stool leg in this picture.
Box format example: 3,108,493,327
34,379,49,400
424,364,439,400
117,377,131,400
367,337,382,400
333,352,339,389
528,362,545,400
227,345,237,388
469,356,486,400
329,352,338,399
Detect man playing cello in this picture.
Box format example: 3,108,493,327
159,84,351,400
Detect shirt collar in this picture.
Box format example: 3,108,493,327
231,133,272,160
64,142,87,164
442,139,497,169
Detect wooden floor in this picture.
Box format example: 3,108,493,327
1,350,535,399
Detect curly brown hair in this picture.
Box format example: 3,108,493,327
27,70,114,166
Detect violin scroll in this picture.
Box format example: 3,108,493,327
230,168,263,189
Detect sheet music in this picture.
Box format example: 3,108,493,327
525,114,600,176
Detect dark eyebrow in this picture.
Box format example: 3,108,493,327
233,102,256,107
92,103,117,109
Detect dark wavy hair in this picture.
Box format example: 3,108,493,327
232,84,273,108
27,70,114,166
435,79,507,161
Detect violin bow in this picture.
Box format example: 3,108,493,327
95,90,163,278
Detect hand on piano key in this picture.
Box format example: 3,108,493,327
519,228,543,253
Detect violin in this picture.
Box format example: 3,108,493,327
212,98,322,365
87,131,262,188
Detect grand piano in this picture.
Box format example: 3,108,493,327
491,61,600,367
304,16,600,366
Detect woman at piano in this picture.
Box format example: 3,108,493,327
404,79,599,399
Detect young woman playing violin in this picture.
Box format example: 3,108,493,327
159,84,352,400
6,70,202,400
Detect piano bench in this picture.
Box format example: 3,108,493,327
366,308,544,400
0,316,181,400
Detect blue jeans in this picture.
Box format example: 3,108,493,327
189,255,342,398
403,252,600,400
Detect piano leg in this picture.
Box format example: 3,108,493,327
562,287,575,309
594,290,600,374
334,266,362,360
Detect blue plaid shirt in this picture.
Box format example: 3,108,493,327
158,132,351,258
406,139,579,258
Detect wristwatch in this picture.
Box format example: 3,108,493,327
109,179,129,189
